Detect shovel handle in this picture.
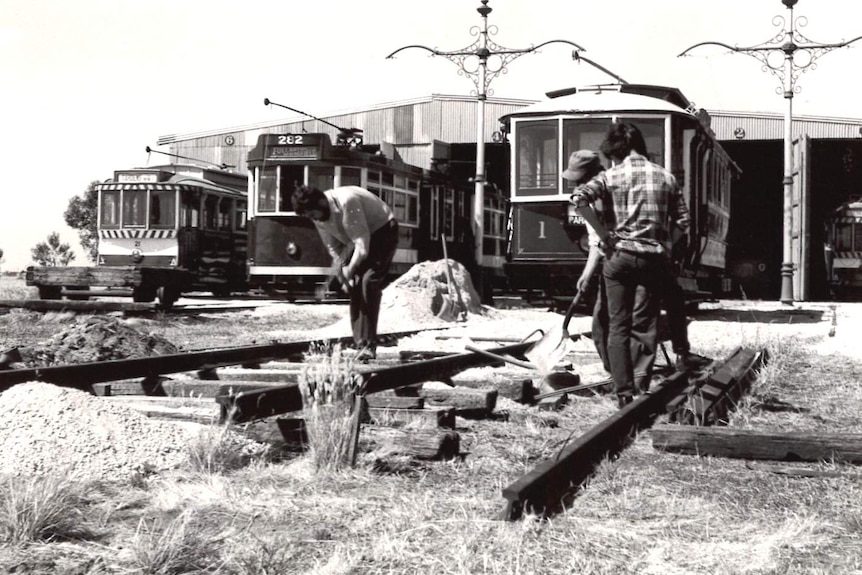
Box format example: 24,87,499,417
561,289,584,332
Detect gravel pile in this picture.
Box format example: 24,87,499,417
0,382,199,479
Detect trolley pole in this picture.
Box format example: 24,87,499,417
679,0,861,304
387,0,584,299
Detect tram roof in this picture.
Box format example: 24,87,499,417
501,84,694,121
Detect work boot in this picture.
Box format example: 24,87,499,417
675,351,712,372
355,346,377,363
617,394,634,409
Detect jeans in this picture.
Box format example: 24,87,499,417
602,250,663,398
349,220,399,349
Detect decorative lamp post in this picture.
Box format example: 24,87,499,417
387,0,584,296
679,0,862,304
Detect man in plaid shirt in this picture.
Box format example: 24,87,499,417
571,122,692,407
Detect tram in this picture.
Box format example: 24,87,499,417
500,83,740,304
245,132,507,299
27,164,249,308
824,197,862,299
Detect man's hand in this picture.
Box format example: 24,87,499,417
340,266,354,291
598,233,618,258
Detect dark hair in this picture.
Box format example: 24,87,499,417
291,185,327,216
599,121,648,162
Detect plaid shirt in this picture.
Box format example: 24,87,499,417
571,152,690,256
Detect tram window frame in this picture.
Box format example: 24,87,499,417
217,197,232,231
339,166,362,188
257,166,278,213
278,165,305,212
514,119,559,197
562,118,613,192
430,185,441,240
180,191,201,228
483,195,506,239
204,195,219,230
443,187,454,240
308,166,334,192
236,200,248,231
613,115,667,167
122,189,148,228
100,189,121,229
149,189,177,229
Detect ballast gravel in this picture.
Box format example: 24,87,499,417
0,381,200,480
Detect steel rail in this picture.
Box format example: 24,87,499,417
0,329,437,392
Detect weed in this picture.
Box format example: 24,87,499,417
128,509,223,574
0,473,98,544
183,423,270,475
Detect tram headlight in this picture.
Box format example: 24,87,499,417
286,242,299,257
131,248,144,264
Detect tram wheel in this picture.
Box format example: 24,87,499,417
156,286,179,310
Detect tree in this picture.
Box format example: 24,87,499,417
64,180,100,263
31,232,76,267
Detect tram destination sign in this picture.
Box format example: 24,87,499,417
264,133,324,160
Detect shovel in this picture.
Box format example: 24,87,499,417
524,288,586,375
440,234,467,322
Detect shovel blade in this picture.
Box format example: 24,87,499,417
435,296,458,322
524,325,573,375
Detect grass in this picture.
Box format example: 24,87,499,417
0,298,861,573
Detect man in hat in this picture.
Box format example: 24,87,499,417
292,184,399,362
570,122,696,407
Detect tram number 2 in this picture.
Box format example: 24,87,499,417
277,135,304,145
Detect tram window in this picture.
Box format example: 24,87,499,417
625,118,665,166
443,188,454,239
367,171,380,189
516,120,558,196
382,172,394,187
258,167,277,213
181,192,200,228
430,186,441,239
204,195,218,230
218,198,232,230
855,223,862,251
101,190,120,228
236,200,248,231
407,194,418,223
835,223,852,250
392,191,406,220
563,119,612,191
123,189,147,227
149,189,176,229
309,166,334,192
279,165,305,212
395,175,405,189
340,167,362,187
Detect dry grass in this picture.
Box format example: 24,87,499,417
1,301,861,573
0,473,99,545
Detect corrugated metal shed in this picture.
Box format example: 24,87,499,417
709,110,862,141
156,95,862,174
158,94,534,173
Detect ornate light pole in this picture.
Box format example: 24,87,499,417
679,0,862,304
387,0,584,295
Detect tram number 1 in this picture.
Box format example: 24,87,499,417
277,135,304,145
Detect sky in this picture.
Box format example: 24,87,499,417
2,0,862,271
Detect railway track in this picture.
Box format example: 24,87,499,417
0,325,767,521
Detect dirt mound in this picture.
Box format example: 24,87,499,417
20,315,178,367
380,259,486,327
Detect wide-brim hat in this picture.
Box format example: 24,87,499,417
562,150,601,182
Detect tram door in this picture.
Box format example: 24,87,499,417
792,134,811,300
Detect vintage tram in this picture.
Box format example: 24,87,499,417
500,83,740,303
27,164,249,308
824,197,862,299
245,132,507,299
